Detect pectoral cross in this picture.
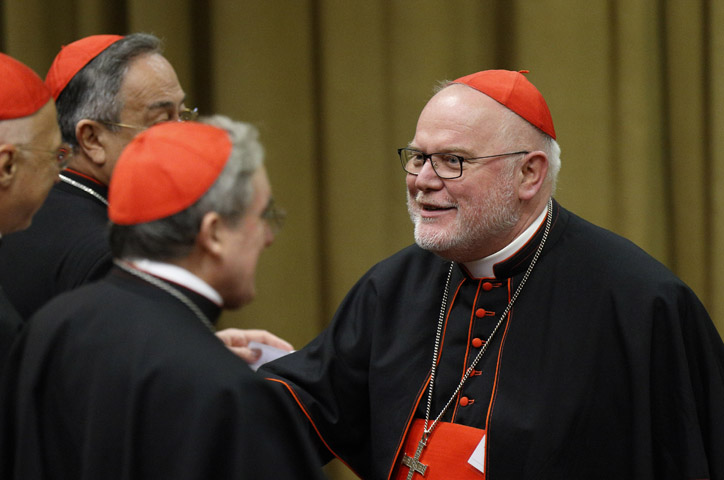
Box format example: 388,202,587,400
401,436,428,479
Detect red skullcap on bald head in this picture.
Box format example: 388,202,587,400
109,122,232,225
0,53,51,120
452,70,556,139
45,34,125,100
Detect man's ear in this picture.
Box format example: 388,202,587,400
76,120,108,167
0,144,19,188
518,151,549,201
198,211,225,257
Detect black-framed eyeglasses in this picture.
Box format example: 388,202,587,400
16,143,74,170
398,147,529,179
261,198,286,235
101,107,199,131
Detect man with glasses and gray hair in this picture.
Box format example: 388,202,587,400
0,33,187,320
0,34,289,361
251,70,724,479
0,117,324,479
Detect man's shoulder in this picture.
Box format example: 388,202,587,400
27,284,268,405
36,182,108,229
29,279,231,360
2,183,112,279
364,244,445,281
375,243,439,267
29,277,119,322
556,205,685,287
4,183,108,252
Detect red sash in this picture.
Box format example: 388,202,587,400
391,419,485,479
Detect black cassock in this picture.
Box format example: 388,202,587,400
0,267,327,480
262,200,724,480
0,169,112,319
0,286,22,373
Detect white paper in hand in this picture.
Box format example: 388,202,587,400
247,341,293,371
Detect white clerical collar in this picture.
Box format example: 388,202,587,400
463,205,549,279
125,258,223,306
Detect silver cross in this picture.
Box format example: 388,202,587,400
401,437,428,479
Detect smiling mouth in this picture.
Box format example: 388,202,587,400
421,204,455,212
412,192,456,213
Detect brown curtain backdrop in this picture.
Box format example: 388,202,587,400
3,0,723,477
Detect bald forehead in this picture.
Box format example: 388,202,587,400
117,53,185,122
414,84,539,151
425,84,510,120
415,85,511,143
0,99,59,145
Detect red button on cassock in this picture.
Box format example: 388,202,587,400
472,338,483,348
475,308,487,318
482,282,493,291
460,396,470,406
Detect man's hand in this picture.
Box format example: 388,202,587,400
216,328,294,364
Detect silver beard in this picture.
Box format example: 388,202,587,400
407,177,520,260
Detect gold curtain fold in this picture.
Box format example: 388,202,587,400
712,0,724,330
2,2,723,477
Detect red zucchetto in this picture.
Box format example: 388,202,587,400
45,34,124,100
0,53,51,121
108,122,232,225
453,69,556,139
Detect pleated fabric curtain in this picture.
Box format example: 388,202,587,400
3,3,723,478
